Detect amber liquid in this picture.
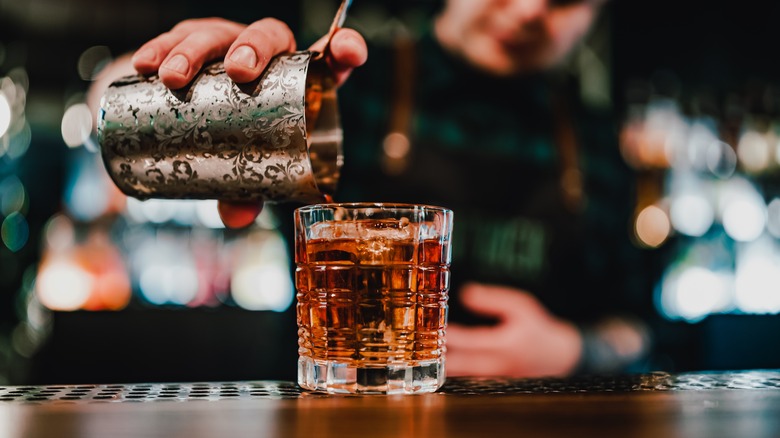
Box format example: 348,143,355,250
296,220,449,394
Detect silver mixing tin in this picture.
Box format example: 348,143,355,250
97,51,342,203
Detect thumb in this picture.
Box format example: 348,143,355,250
218,200,263,229
308,28,368,87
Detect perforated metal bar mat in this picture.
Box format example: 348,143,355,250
1,371,779,404
441,370,780,394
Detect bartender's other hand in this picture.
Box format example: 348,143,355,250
446,283,582,378
132,17,368,90
217,201,263,229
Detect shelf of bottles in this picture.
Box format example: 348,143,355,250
622,77,780,322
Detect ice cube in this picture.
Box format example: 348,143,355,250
308,221,360,239
309,218,416,241
356,218,413,241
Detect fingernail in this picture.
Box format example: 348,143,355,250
229,46,258,69
162,54,189,75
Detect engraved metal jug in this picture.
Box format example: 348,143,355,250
97,51,341,204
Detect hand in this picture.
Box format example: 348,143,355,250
132,17,368,89
131,17,368,228
445,283,583,378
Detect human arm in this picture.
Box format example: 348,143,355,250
445,283,649,377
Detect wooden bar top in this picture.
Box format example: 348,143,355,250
2,371,780,438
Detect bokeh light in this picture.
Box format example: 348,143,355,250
36,259,93,311
705,140,737,179
620,100,683,169
737,130,771,173
766,198,780,238
139,265,199,306
125,198,227,228
660,266,732,322
37,227,132,311
231,231,293,312
77,45,112,81
64,154,110,222
0,175,27,216
7,67,29,94
383,132,411,159
125,198,148,223
43,214,76,253
1,212,29,252
775,139,780,167
139,199,177,224
718,178,767,242
195,200,226,229
669,193,714,237
634,204,671,248
0,77,15,104
86,270,132,311
255,206,280,230
675,267,730,321
171,201,197,226
61,103,93,148
232,264,293,311
735,241,780,314
685,120,719,171
722,197,766,242
0,92,11,138
5,121,31,159
133,235,200,306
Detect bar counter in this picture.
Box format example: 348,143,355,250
3,371,780,437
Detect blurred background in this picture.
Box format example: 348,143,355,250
2,0,780,385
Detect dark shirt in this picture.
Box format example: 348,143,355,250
310,29,659,329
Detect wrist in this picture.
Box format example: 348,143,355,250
574,317,650,374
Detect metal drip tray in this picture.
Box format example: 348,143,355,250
1,371,779,404
0,381,307,404
441,370,780,394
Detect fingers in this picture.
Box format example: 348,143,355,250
132,31,188,74
224,18,297,83
458,283,543,321
446,323,504,350
217,201,264,229
325,28,369,67
132,18,246,89
131,18,366,89
308,28,368,86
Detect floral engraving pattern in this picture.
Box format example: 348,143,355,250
98,51,331,202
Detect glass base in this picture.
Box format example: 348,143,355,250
297,357,445,394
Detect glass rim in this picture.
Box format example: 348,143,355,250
295,202,452,214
